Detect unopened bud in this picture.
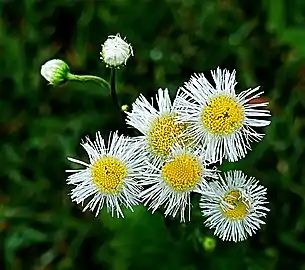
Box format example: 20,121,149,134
100,34,133,68
201,236,216,252
41,59,70,86
121,104,129,112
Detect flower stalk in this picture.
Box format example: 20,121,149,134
67,73,110,90
109,68,120,109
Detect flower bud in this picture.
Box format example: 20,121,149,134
121,104,129,112
100,34,133,68
40,59,70,86
201,236,216,252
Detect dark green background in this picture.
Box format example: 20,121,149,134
1,0,305,269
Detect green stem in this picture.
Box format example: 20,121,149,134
109,68,120,109
109,68,127,131
67,73,110,90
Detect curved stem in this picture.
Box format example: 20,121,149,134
67,73,110,90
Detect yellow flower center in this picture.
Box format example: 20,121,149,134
202,96,244,135
148,114,188,158
161,154,202,192
222,190,248,220
91,157,127,194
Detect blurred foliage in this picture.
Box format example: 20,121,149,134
1,0,305,269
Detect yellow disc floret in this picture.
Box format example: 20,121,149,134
161,154,202,191
91,156,127,194
222,190,248,220
202,96,244,135
148,114,188,158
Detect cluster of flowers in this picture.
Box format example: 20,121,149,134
41,34,271,242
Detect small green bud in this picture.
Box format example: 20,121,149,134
41,59,70,86
201,236,216,252
121,104,129,112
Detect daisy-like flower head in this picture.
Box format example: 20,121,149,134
100,33,133,68
126,88,191,167
139,144,218,222
41,59,70,86
66,131,145,218
176,67,271,163
199,170,269,242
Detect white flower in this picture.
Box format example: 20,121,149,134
139,144,218,222
176,67,271,163
199,170,269,242
40,59,70,86
125,88,191,167
100,34,133,68
66,131,145,218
